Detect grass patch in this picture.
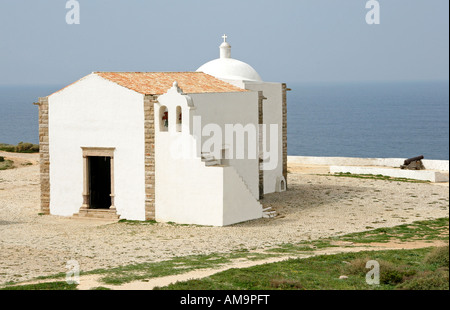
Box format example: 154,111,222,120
1,281,77,290
0,142,39,153
265,240,339,254
332,218,449,244
325,172,430,184
118,219,158,225
264,218,449,255
156,247,448,290
265,243,315,254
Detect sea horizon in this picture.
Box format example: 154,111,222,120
1,79,449,160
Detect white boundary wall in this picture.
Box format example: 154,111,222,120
329,166,449,183
288,156,449,172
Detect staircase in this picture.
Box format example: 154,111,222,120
229,168,277,219
201,152,221,167
72,207,120,220
262,207,277,218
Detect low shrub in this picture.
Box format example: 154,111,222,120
424,246,449,268
0,159,14,170
0,144,15,152
381,263,409,285
0,142,39,153
14,142,39,153
270,278,304,290
342,257,415,285
341,257,371,276
397,268,449,290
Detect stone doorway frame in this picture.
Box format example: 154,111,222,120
80,147,116,214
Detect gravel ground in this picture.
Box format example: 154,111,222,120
0,152,448,285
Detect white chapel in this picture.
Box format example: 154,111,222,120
35,35,289,226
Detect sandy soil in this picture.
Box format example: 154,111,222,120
0,153,448,285
0,151,38,168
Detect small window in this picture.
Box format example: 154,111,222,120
160,106,168,132
176,106,182,132
276,176,286,192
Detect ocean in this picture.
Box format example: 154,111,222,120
0,84,62,147
287,81,449,160
0,81,448,160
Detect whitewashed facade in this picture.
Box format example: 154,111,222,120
37,36,287,226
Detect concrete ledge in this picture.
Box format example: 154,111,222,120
288,156,449,172
330,166,449,183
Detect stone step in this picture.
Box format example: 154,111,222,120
202,156,216,162
69,215,119,222
73,208,120,220
262,211,277,218
205,160,220,166
201,152,222,166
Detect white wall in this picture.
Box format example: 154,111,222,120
219,78,246,89
48,74,146,220
155,134,263,226
189,92,260,199
155,135,225,226
222,166,263,226
154,87,263,226
154,87,225,225
244,82,284,194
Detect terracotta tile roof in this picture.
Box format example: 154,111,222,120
94,72,247,95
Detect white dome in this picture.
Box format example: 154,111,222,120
196,35,263,82
197,58,262,82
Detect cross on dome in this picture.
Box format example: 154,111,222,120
220,34,231,59
196,34,263,82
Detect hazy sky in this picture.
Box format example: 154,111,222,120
0,0,448,85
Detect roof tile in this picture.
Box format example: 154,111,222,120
94,72,246,95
